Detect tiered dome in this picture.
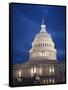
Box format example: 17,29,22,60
29,19,57,60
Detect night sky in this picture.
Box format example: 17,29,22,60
11,3,66,64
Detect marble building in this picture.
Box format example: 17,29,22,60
13,19,65,86
29,19,57,60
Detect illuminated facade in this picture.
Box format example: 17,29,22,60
29,19,57,60
13,19,65,86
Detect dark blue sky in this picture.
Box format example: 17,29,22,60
11,3,66,64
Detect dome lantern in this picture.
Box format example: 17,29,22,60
40,19,47,32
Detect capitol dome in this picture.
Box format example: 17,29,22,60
29,19,57,60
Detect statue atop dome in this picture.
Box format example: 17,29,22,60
40,19,46,32
42,18,45,25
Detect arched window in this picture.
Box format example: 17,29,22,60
39,67,42,75
41,43,42,47
44,52,46,56
34,66,36,74
49,79,51,84
52,79,55,83
43,43,44,47
42,53,45,56
43,80,46,84
47,44,48,46
31,66,37,77
46,79,48,84
39,43,40,47
18,69,22,78
49,66,51,75
49,66,54,75
31,67,33,77
52,66,54,73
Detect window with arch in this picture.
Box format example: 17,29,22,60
39,43,40,47
49,65,55,75
52,66,54,75
41,43,42,47
44,52,46,56
43,43,44,47
45,43,46,46
18,69,22,78
49,79,51,84
52,79,55,83
31,66,37,77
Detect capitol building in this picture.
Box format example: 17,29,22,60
29,19,57,60
12,19,65,86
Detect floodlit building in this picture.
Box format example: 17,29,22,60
29,19,57,60
13,19,65,85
